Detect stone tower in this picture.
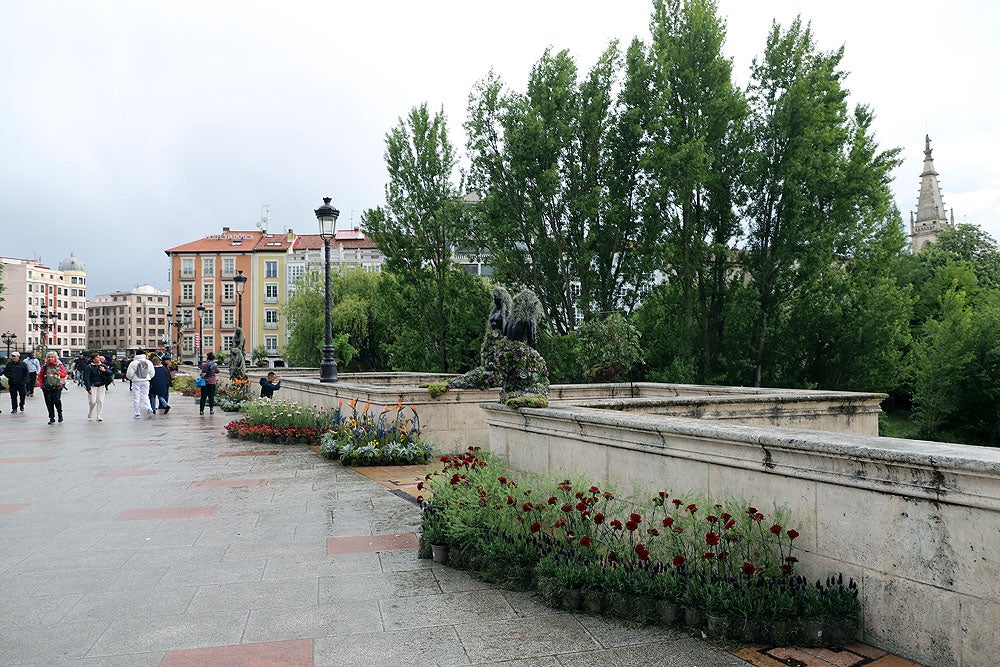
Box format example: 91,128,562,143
910,134,954,253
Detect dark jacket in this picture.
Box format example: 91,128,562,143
259,377,281,398
3,360,29,387
150,365,171,396
83,362,112,391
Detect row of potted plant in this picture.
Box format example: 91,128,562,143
319,399,432,466
419,447,860,647
225,398,336,445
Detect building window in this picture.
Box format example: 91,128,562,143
223,282,234,301
202,257,215,278
265,261,278,278
202,309,215,328
287,264,304,286
265,335,278,352
265,283,279,302
222,335,234,350
222,308,235,328
181,258,194,278
222,257,236,277
202,335,215,353
203,283,214,302
264,309,279,329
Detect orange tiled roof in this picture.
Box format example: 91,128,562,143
165,230,264,254
292,233,377,251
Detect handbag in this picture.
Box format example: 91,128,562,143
194,377,206,387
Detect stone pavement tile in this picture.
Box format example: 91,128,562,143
867,656,925,666
0,554,24,575
122,544,227,568
11,653,167,666
0,619,111,664
378,549,435,572
157,558,267,587
196,523,297,546
326,532,418,555
244,599,383,642
0,570,57,597
456,613,601,663
262,553,383,580
312,626,468,667
14,548,137,574
798,646,869,667
187,577,319,614
575,612,688,648
117,505,221,521
469,659,560,667
844,641,888,659
161,639,314,667
0,456,58,463
318,568,442,603
223,538,329,561
187,477,269,489
96,469,161,477
0,502,29,514
60,586,198,622
433,566,499,594
381,589,518,630
769,646,865,666
33,564,169,596
90,524,208,551
218,450,279,457
0,592,85,626
86,609,249,656
557,638,749,667
731,646,786,666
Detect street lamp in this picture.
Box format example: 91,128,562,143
196,303,206,365
174,309,189,362
164,313,173,359
1,331,15,358
29,311,57,352
314,196,340,383
234,269,247,347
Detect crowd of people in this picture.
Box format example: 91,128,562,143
2,349,283,424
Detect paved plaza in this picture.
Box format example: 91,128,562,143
0,381,752,666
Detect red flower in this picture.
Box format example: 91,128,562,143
610,519,623,530
635,544,650,561
648,528,660,537
662,517,674,528
686,504,698,514
498,476,507,485
603,491,615,500
576,501,588,512
787,529,799,539
672,498,683,506
780,564,792,574
548,497,557,505
625,520,638,532
589,486,600,494
703,552,715,560
707,515,718,523
770,524,782,535
522,502,533,512
753,512,764,522
721,513,732,522
717,551,729,561
416,482,424,491
629,513,642,524
553,519,567,529
594,513,605,525
580,536,593,547
705,531,721,546
724,519,736,530
747,506,758,515
530,521,541,533
785,556,798,564
561,504,573,513
672,555,686,567
506,495,515,505
742,562,755,576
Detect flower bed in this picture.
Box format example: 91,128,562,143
217,377,254,412
224,398,333,445
319,399,432,466
419,447,859,645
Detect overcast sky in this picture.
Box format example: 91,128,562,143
2,1,997,296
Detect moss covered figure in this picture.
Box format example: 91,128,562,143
447,286,512,391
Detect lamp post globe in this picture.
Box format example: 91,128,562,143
314,196,340,383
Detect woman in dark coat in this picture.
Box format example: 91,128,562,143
149,356,171,414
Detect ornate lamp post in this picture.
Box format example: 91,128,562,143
314,196,340,383
29,311,57,353
234,269,247,347
174,309,189,362
164,313,173,359
196,303,206,365
1,331,15,358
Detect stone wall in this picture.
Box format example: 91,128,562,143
482,403,1000,667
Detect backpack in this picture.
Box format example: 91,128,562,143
134,359,149,380
43,364,61,389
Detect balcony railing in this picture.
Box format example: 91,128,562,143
263,321,279,330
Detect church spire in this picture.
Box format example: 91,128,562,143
910,134,952,253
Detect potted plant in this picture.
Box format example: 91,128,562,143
421,504,448,563
819,574,861,646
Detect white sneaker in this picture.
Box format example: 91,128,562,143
87,409,93,419
133,414,141,419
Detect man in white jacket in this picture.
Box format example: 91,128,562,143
125,351,154,419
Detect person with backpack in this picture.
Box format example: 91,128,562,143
3,351,29,413
199,352,219,415
125,350,154,419
83,352,111,421
38,351,67,425
148,355,171,414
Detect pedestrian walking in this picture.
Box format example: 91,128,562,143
73,352,87,386
38,351,67,425
149,355,171,414
125,351,154,419
23,352,40,397
259,371,282,398
3,351,29,413
199,352,219,415
83,352,111,421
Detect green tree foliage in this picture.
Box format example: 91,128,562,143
648,0,748,382
465,41,660,333
363,103,471,371
577,313,643,382
377,269,491,373
282,269,388,369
